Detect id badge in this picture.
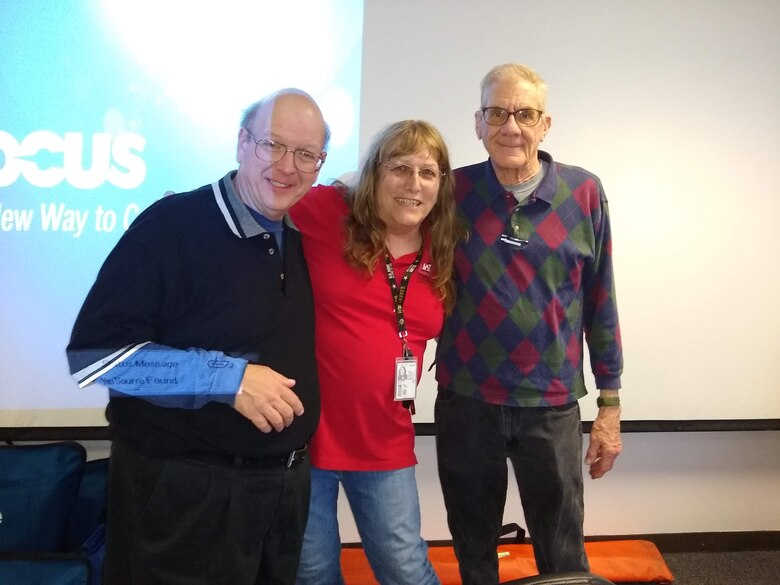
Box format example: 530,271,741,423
394,356,418,401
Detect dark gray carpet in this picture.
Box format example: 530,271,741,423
662,551,780,585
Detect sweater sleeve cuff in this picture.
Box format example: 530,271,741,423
595,375,621,390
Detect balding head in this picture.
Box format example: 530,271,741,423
242,89,331,150
234,88,329,220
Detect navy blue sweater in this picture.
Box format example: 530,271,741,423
67,173,319,458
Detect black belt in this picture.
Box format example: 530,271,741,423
185,445,308,470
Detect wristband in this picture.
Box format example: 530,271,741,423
596,395,620,407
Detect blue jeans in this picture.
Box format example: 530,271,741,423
435,387,588,585
295,466,440,585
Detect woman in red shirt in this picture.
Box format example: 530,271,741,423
291,120,463,585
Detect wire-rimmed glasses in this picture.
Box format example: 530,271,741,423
245,129,325,173
381,163,443,183
480,107,544,127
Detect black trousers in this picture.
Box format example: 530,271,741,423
435,388,588,585
104,440,310,585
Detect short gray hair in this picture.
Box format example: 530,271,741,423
480,63,548,110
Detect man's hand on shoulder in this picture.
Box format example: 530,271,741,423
233,365,304,433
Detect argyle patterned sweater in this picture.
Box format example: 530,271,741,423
435,151,622,407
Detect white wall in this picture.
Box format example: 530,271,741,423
74,0,780,543
361,0,780,422
79,432,780,540
335,431,780,542
352,0,780,540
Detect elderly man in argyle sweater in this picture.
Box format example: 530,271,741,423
435,63,624,585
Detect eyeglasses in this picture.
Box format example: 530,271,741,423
245,130,325,173
500,234,529,249
381,163,443,183
502,204,532,249
481,107,544,127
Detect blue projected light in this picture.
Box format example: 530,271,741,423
0,0,364,427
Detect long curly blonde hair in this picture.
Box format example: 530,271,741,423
342,120,465,313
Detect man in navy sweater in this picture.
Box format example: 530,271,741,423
67,89,329,584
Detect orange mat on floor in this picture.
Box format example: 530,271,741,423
341,540,674,584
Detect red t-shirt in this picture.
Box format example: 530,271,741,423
290,185,444,470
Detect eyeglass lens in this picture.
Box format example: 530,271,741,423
510,206,533,240
384,164,441,182
483,107,541,127
255,142,321,172
247,131,322,173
